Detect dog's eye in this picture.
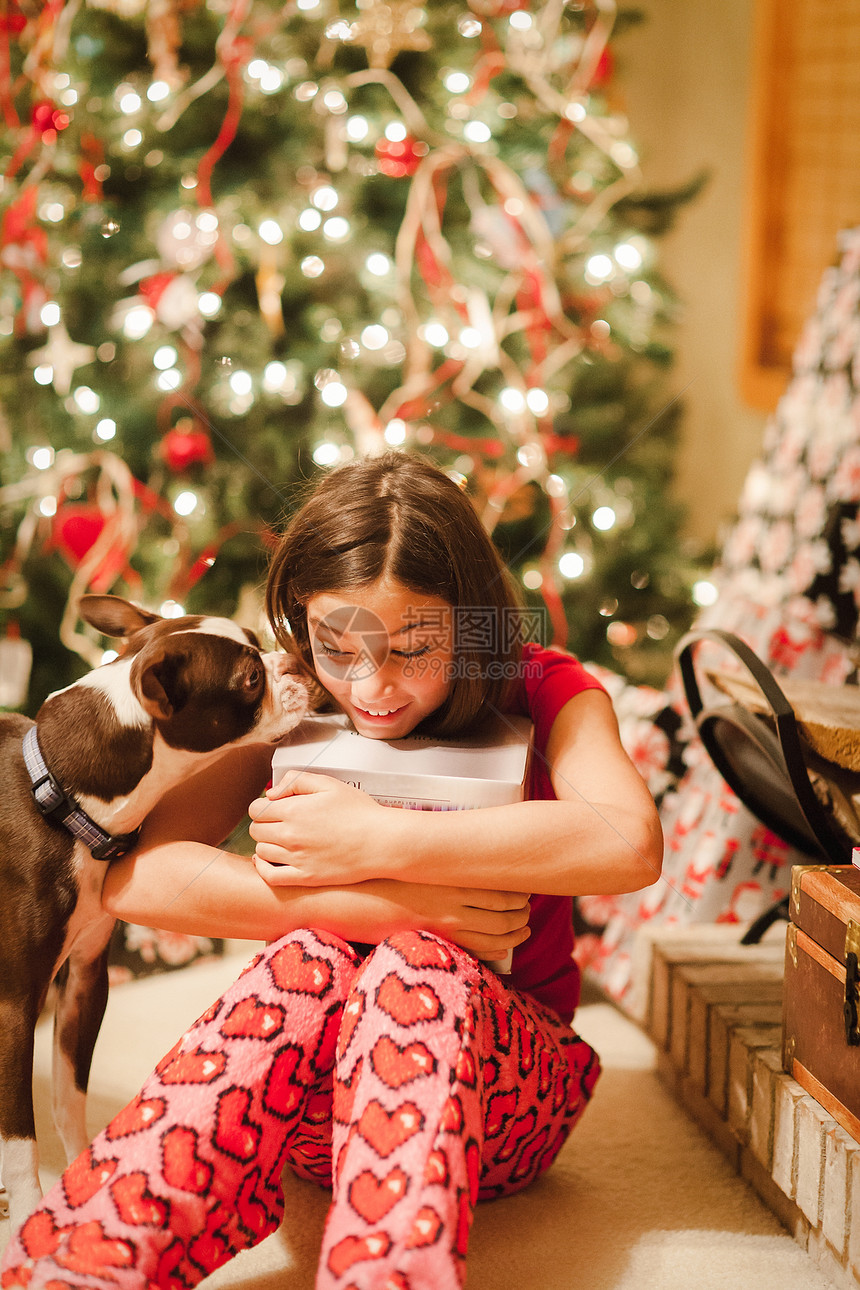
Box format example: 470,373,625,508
243,665,263,692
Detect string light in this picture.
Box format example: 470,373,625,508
72,386,100,414
198,292,221,317
153,346,177,370
312,441,341,466
693,579,719,607
173,492,198,517
2,0,694,689
229,371,253,396
311,185,338,210
323,216,350,241
346,115,369,141
559,552,585,579
384,419,406,444
259,219,284,245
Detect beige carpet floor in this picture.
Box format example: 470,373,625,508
1,946,841,1289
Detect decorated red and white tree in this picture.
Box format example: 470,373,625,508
0,0,703,710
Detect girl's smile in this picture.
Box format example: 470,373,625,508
306,577,454,739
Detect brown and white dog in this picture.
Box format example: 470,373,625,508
0,595,308,1230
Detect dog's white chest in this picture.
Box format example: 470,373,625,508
58,842,115,970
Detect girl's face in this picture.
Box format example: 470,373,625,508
305,576,454,739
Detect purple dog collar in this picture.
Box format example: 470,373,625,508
22,725,141,862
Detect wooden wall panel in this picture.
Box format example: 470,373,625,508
740,0,860,409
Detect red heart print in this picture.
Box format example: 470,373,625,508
404,1205,443,1250
155,1236,195,1290
537,1049,554,1098
335,1123,359,1185
440,1094,463,1133
495,1108,537,1164
380,1276,410,1290
214,1086,262,1161
348,1166,409,1223
455,1189,471,1258
515,1016,535,1077
235,1169,278,1240
454,1047,477,1088
391,933,457,973
159,1046,227,1085
105,1095,166,1140
221,996,285,1041
334,1055,364,1127
110,1172,170,1227
489,1000,512,1053
19,1210,69,1259
327,1231,391,1279
269,941,333,996
337,989,366,1059
162,1125,213,1194
57,1220,134,1275
424,1148,449,1188
466,1139,481,1205
1,1265,33,1288
188,1224,230,1278
375,974,442,1027
357,1100,424,1157
485,1089,517,1139
511,1125,552,1185
261,1045,305,1119
371,1035,436,1088
63,1148,119,1208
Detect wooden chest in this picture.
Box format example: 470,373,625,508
783,864,860,1143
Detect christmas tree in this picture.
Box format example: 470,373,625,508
0,0,705,713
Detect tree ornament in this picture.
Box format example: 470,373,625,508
28,323,96,395
590,46,614,88
51,503,106,565
31,99,71,143
139,270,200,329
159,418,214,472
375,134,428,178
346,2,432,69
0,622,32,710
156,209,215,271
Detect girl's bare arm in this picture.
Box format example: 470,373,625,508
102,743,530,960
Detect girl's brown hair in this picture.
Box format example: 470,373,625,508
265,451,523,736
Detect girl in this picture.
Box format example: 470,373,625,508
1,452,662,1290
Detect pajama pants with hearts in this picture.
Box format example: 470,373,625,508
1,928,600,1290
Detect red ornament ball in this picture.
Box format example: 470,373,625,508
53,505,105,563
375,135,428,179
160,420,215,472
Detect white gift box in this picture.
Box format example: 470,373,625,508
272,712,534,810
271,712,534,973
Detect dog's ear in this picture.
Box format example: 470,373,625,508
80,595,162,640
132,642,185,722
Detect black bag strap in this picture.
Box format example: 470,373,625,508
676,628,849,864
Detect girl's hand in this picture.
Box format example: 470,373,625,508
291,877,532,963
248,771,388,884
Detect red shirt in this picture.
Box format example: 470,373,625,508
503,643,607,1023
